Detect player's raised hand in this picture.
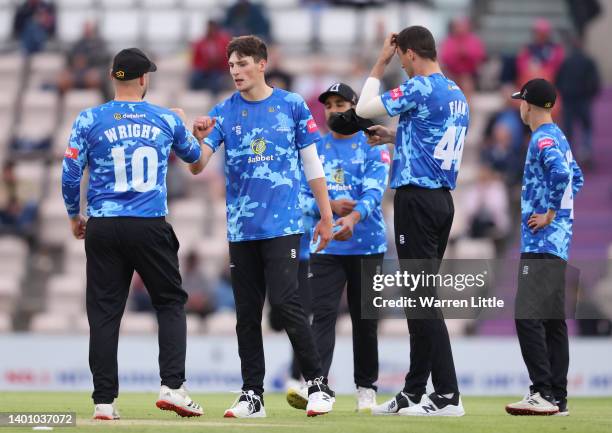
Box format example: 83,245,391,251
366,125,395,146
378,32,398,65
192,116,216,141
330,199,356,217
313,217,333,252
170,107,187,124
70,214,87,240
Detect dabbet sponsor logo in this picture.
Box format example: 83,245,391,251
248,138,274,163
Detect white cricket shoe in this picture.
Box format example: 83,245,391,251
156,384,203,417
505,391,559,416
224,390,266,418
356,387,377,413
286,379,308,410
93,402,120,420
306,377,335,417
399,393,465,417
371,391,420,415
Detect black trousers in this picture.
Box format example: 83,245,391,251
229,234,322,395
290,259,312,380
310,253,382,390
394,185,459,397
269,259,311,380
515,252,569,402
85,217,188,404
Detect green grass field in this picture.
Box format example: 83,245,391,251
0,393,611,433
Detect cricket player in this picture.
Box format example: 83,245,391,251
62,48,211,419
285,82,389,412
355,26,468,416
188,35,336,418
506,78,583,416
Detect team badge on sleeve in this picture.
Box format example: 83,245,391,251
381,149,391,164
390,87,403,100
537,137,555,150
64,147,79,159
307,119,318,133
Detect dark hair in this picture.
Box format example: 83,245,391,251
226,35,268,62
396,26,437,60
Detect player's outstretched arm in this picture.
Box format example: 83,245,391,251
300,144,333,251
189,116,217,175
366,125,396,147
310,177,334,252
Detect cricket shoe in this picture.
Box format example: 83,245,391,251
371,391,420,415
306,377,335,417
356,387,377,413
505,391,559,416
156,385,203,417
553,399,569,416
399,393,465,417
224,390,266,418
93,402,120,420
286,378,308,410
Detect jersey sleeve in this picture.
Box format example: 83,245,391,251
571,158,584,196
61,110,90,217
537,136,571,211
354,145,390,221
380,78,424,117
293,95,321,150
203,105,225,153
170,112,202,164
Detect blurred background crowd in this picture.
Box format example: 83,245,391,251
0,0,611,338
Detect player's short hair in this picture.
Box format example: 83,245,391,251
226,35,268,62
396,26,437,61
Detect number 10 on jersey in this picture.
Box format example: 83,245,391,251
434,126,466,171
111,146,158,192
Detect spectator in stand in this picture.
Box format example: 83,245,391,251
223,0,271,41
190,19,232,94
57,22,111,99
556,37,601,168
481,85,529,189
212,257,235,311
265,45,294,91
0,161,38,242
516,18,564,86
182,251,216,318
463,166,511,257
440,17,485,100
12,0,56,55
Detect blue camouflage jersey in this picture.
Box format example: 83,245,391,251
381,73,469,189
204,88,320,242
62,100,202,217
521,123,584,260
302,131,389,255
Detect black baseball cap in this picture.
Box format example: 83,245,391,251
512,78,557,109
318,82,358,105
111,48,157,81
